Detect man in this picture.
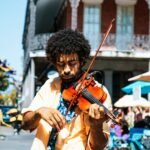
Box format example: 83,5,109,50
22,29,112,150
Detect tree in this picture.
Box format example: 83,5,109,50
0,70,9,91
0,59,16,105
0,94,4,104
10,89,17,105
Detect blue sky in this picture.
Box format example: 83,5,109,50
0,1,27,78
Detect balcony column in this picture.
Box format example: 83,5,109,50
31,59,35,100
69,0,80,30
145,0,150,49
147,0,150,101
104,70,113,97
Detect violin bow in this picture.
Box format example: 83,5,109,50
77,18,115,93
65,19,115,116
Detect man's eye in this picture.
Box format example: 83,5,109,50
69,61,78,66
57,63,64,67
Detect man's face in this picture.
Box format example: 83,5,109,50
56,53,81,82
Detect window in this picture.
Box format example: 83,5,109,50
116,5,134,50
83,5,100,52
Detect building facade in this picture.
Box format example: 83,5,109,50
21,0,150,108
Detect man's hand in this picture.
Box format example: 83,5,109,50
87,104,110,149
88,104,108,127
37,107,66,131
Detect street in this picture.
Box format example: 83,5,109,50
0,126,35,150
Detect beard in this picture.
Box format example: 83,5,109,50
61,71,83,89
61,75,76,83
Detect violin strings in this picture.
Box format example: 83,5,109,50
81,88,116,120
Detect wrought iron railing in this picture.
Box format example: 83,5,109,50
100,33,149,52
29,33,149,55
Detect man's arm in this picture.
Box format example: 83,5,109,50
22,111,41,131
87,104,110,150
89,122,109,149
22,107,66,131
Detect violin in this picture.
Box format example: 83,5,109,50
62,72,107,111
62,72,120,125
62,19,121,125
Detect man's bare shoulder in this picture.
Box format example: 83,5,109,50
43,77,62,91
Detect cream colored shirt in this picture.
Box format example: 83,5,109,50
22,77,112,150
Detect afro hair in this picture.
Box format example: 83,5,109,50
46,29,91,66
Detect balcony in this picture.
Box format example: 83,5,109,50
26,32,150,59
90,33,150,58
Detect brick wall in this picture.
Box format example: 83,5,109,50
77,1,83,32
63,0,149,34
57,8,67,30
134,0,149,34
101,0,116,33
66,0,71,29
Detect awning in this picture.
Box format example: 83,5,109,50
121,81,150,95
128,71,150,82
35,0,65,34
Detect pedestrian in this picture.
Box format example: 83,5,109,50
125,107,135,128
22,29,112,150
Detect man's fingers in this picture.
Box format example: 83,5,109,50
89,104,106,119
89,105,95,118
94,110,100,119
98,106,105,115
50,115,61,130
47,119,54,128
57,112,66,125
53,113,65,129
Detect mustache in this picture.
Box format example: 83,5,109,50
61,75,74,79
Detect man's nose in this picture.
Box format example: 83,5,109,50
64,64,70,75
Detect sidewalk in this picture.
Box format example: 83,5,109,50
0,126,35,136
0,126,14,136
0,126,35,150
